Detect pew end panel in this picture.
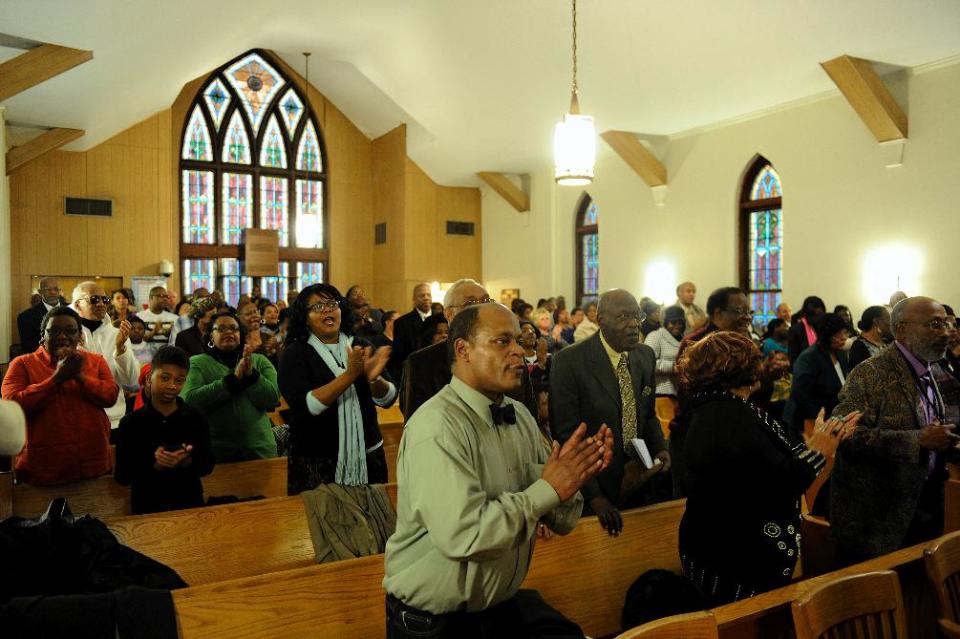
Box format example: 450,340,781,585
615,610,718,638
790,570,907,639
923,529,960,634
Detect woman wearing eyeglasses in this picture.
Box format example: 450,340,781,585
1,306,117,485
180,310,280,462
278,283,396,495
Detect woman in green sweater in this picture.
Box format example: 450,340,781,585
181,310,280,462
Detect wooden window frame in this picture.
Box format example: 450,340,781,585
738,156,783,325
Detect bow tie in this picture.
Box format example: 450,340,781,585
490,403,517,426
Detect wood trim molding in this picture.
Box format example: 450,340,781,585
0,43,93,102
600,130,667,187
6,128,84,174
820,55,908,142
477,172,529,212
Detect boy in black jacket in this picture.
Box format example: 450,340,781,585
115,345,215,514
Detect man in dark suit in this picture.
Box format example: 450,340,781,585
16,277,62,354
389,283,432,382
401,279,537,420
831,296,960,562
550,289,670,536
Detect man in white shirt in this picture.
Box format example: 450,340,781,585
73,282,139,428
137,286,179,355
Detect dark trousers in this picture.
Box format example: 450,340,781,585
385,590,583,639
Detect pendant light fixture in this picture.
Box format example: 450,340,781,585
553,0,596,186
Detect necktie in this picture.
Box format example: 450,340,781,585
490,403,517,426
617,353,637,445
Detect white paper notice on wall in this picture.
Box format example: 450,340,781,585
631,438,660,469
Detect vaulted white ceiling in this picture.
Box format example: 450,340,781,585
2,0,959,186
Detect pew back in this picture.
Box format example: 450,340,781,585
172,499,686,639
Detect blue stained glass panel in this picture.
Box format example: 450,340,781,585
750,165,782,200
582,232,599,296
183,259,216,296
181,106,212,161
296,262,324,290
296,121,321,172
259,115,287,168
260,176,289,247
203,78,231,131
261,262,290,305
583,201,598,226
219,258,253,308
279,89,304,139
221,173,253,245
181,170,215,244
222,110,251,164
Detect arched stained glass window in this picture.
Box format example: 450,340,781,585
179,49,328,306
739,156,783,329
575,196,599,307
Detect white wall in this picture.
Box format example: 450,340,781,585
481,60,960,317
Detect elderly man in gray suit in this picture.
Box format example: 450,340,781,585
831,296,960,562
550,289,670,536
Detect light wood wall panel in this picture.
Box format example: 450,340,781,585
436,186,482,284
404,159,438,283
372,126,407,310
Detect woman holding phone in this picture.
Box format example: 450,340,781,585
1,306,117,485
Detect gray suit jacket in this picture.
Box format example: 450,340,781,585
549,331,666,504
830,344,945,558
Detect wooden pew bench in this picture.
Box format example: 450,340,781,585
172,499,685,638
5,456,289,520
106,483,399,587
377,405,404,483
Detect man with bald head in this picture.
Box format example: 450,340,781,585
17,277,63,354
390,283,433,383
675,281,706,336
551,289,670,535
831,296,960,562
73,281,140,428
400,279,536,419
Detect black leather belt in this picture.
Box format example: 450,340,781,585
385,594,467,634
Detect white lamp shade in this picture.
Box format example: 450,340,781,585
554,112,596,186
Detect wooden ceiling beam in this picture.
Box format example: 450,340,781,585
600,130,667,187
820,55,907,142
6,128,84,174
0,43,94,102
477,172,529,212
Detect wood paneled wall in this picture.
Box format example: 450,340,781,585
8,50,479,336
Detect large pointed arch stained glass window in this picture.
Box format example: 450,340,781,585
739,158,783,329
179,49,327,297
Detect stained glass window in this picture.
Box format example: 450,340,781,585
183,259,216,295
224,53,285,136
295,180,323,248
296,262,324,290
203,78,231,132
279,88,304,138
260,176,289,246
181,170,215,244
261,262,291,304
297,121,321,172
222,111,251,165
575,197,599,307
219,258,253,307
181,106,212,161
750,166,782,200
740,158,783,330
221,173,253,245
180,50,326,297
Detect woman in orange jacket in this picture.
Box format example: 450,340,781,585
2,306,117,485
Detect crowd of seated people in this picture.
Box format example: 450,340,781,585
3,273,960,631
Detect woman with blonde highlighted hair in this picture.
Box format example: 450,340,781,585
675,331,860,605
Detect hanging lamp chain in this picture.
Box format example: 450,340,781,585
302,52,311,97
571,0,578,96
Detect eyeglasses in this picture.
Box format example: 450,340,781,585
308,300,340,313
212,325,240,333
902,319,956,331
723,307,755,318
45,327,80,338
83,295,110,305
614,311,647,324
449,296,493,309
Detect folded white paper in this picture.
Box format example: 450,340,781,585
631,438,659,469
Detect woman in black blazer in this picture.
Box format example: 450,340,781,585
277,283,396,495
783,313,851,444
787,296,826,364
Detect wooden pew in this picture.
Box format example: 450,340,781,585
8,457,289,520
378,405,403,484
107,483,400,587
172,499,685,639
